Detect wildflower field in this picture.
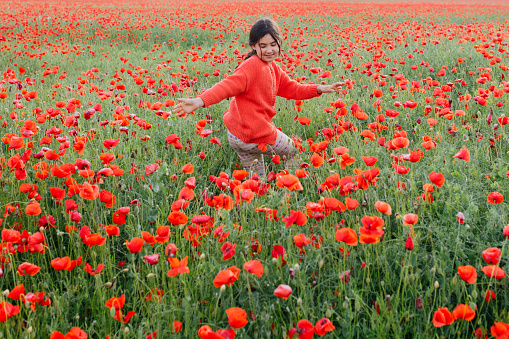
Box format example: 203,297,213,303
2,0,509,337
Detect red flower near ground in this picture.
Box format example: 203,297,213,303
125,237,145,253
0,301,20,322
243,260,263,277
274,284,292,299
453,145,470,162
17,262,41,276
482,247,501,265
314,318,335,336
482,265,506,279
374,201,392,215
487,192,504,205
276,174,303,191
432,307,454,327
457,265,477,284
282,210,307,227
213,266,240,288
226,307,248,329
491,322,509,339
428,172,445,187
452,304,475,321
289,319,315,339
167,256,190,277
335,228,358,246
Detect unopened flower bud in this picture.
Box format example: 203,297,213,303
122,268,129,273
124,327,130,335
2,290,9,297
146,273,155,279
297,298,302,306
220,285,226,294
200,253,206,260
472,290,478,299
319,259,324,268
104,282,112,288
110,307,116,318
26,326,33,334
434,281,439,289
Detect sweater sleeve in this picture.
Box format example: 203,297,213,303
198,68,248,108
276,66,321,100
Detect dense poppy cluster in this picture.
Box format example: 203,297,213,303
0,0,508,337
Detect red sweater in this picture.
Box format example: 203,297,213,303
199,55,320,144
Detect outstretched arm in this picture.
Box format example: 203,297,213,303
317,82,346,94
173,97,205,118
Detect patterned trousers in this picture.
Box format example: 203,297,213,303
227,129,300,179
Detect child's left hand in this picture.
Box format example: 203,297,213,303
317,82,346,94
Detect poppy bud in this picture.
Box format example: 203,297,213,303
122,268,129,273
297,298,302,306
405,236,414,250
434,281,439,289
2,290,9,296
220,285,226,294
472,290,478,299
124,327,130,335
26,326,33,334
147,273,155,278
200,253,206,260
289,269,295,279
110,307,116,318
415,296,423,309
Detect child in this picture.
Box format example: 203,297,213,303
173,17,344,179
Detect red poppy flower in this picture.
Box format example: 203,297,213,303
167,211,188,225
374,201,392,215
276,174,303,191
272,245,287,266
289,319,315,339
226,307,248,329
25,201,42,216
487,192,504,205
485,289,496,303
482,265,506,279
432,307,454,327
79,182,99,200
428,172,445,187
314,318,335,336
167,256,189,277
482,247,501,265
17,262,41,276
282,210,307,227
457,265,477,284
213,266,240,288
402,213,418,226
0,301,20,322
105,295,125,310
51,257,72,271
453,146,470,162
83,263,104,275
491,322,509,339
452,304,475,321
125,237,144,253
335,228,358,246
243,260,263,277
274,284,293,299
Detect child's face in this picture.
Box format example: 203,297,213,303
253,34,280,63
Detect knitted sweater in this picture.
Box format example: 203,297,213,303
198,55,321,144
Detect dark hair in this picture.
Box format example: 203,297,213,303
245,18,283,61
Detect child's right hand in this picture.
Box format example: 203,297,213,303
173,97,205,118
